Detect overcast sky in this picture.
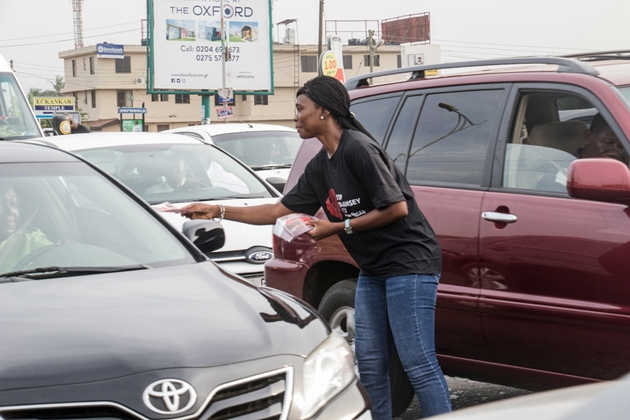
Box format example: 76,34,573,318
1,0,628,92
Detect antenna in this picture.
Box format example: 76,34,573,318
72,0,84,49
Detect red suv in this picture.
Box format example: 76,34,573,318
265,53,630,415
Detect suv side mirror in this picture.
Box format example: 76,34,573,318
567,158,630,205
182,220,225,253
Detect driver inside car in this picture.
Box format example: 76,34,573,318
145,155,204,195
0,184,52,273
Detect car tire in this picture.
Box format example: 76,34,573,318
318,279,415,418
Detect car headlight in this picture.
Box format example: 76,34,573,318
301,331,357,419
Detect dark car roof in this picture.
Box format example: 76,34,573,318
0,141,77,164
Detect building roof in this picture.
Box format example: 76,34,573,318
87,118,119,129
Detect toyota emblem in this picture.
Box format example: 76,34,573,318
142,379,197,415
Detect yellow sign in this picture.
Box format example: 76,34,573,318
34,97,75,106
425,69,439,77
320,51,338,78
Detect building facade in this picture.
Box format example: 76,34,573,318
59,43,403,132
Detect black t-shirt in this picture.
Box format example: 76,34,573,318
281,129,441,277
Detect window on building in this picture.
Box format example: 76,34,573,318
117,90,132,107
363,55,381,67
157,124,170,132
84,91,88,105
301,56,317,73
175,94,190,104
254,91,268,105
83,58,86,71
72,60,77,77
91,91,96,108
241,95,247,101
343,55,353,70
89,56,94,75
397,55,402,69
151,94,169,102
115,56,131,73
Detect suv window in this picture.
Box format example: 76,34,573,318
351,94,401,144
405,89,506,186
502,90,629,193
385,95,423,173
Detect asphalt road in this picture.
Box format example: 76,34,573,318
394,376,534,419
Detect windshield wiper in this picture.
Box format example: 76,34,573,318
0,264,149,282
250,164,292,170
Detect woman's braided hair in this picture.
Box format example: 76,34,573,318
296,75,376,141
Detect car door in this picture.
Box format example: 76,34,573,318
479,83,630,383
360,85,510,363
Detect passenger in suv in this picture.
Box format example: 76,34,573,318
264,53,630,416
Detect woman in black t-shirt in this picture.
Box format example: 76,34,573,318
178,76,451,419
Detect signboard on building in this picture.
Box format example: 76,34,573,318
118,107,147,114
401,43,441,76
147,0,273,93
96,43,125,59
122,119,144,132
33,97,75,119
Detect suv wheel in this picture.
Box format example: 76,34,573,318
317,279,415,417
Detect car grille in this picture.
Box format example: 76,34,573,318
0,369,292,420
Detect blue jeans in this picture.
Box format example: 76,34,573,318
355,273,452,419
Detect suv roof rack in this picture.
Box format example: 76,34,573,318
345,56,599,91
562,50,630,62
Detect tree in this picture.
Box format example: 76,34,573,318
51,75,64,95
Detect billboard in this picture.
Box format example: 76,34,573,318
381,13,430,45
148,0,273,93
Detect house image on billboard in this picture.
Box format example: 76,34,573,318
230,22,258,42
240,25,255,41
198,22,222,41
166,20,195,40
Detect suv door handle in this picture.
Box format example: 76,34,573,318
482,212,518,223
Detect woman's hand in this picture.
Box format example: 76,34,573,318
178,203,218,220
305,219,342,241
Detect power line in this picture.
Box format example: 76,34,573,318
0,21,139,42
0,28,138,48
433,38,590,52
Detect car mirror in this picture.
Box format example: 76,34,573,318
182,220,225,253
266,176,286,194
567,158,630,205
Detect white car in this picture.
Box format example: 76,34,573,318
35,132,280,285
166,123,302,192
433,374,630,420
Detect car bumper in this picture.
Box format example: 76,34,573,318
311,379,372,420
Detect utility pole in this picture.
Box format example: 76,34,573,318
317,0,324,70
220,0,228,123
368,30,375,73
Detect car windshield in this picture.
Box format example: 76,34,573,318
619,86,630,106
211,131,302,169
0,161,195,277
75,143,274,204
0,72,42,140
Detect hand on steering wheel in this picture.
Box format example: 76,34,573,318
174,179,212,192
